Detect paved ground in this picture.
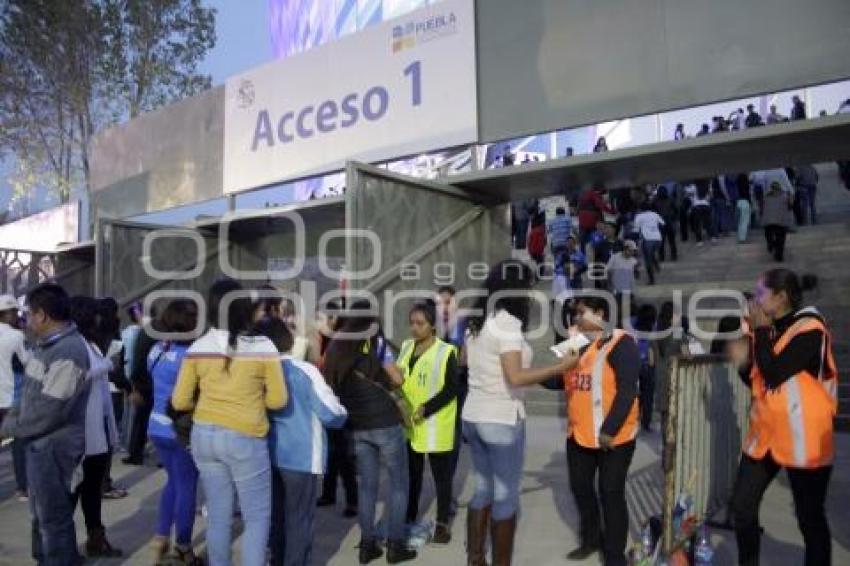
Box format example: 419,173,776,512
0,417,848,565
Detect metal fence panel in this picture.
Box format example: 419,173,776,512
663,355,751,553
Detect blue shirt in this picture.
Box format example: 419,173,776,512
147,341,190,440
444,317,467,350
268,357,347,474
548,215,573,248
555,249,588,288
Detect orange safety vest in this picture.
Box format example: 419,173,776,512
743,311,838,468
564,329,639,449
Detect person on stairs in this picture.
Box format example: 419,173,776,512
761,181,794,262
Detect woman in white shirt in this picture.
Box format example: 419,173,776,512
463,260,575,566
633,204,665,285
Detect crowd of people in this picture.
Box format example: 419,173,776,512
513,157,826,300
0,253,838,566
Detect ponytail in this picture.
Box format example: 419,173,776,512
762,269,818,311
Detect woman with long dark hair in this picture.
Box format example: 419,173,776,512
148,300,202,564
68,296,123,557
172,279,287,566
322,300,416,564
463,260,573,566
729,269,837,565
315,300,358,516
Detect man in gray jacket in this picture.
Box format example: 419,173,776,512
1,283,91,565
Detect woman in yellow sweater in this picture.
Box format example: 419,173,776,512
172,278,286,566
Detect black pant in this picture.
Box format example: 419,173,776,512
407,447,454,525
74,452,110,532
567,438,636,566
321,429,358,506
126,400,152,462
679,203,692,241
639,365,655,430
691,205,712,241
764,225,788,261
732,453,832,566
659,223,677,261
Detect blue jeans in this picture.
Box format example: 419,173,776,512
711,198,730,235
514,218,529,249
736,200,752,242
27,433,85,565
191,423,271,566
463,419,526,520
151,435,199,545
352,425,409,543
270,469,318,566
641,239,661,284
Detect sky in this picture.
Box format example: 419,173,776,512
199,0,273,86
0,0,272,219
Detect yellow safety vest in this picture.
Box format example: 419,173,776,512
399,338,456,453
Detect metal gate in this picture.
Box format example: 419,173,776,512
345,162,511,344
95,218,222,310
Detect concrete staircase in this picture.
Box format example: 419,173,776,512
524,163,850,431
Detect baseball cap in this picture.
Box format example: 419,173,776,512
624,240,638,251
0,294,18,311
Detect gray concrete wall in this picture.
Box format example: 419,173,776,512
476,0,850,142
90,86,225,219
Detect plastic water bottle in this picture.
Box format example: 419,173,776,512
640,524,653,559
672,493,692,535
694,524,714,565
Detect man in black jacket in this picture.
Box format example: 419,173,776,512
122,319,159,465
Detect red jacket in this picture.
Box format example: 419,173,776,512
577,190,613,230
527,224,547,256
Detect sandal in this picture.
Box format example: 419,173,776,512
103,487,129,499
174,544,204,565
150,535,170,565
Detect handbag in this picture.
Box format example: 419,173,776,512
167,399,194,449
351,353,415,429
150,342,193,448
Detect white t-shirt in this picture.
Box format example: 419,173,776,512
462,310,532,425
750,169,794,195
0,322,29,408
606,253,639,293
633,211,665,241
